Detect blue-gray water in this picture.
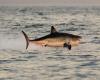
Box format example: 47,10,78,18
0,6,100,80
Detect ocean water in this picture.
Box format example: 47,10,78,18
0,6,100,80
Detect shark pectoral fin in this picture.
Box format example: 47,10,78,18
68,44,71,50
63,43,71,50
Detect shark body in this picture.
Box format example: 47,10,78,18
22,26,82,50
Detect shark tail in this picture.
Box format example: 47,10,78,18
22,31,29,49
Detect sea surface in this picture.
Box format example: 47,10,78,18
0,6,100,80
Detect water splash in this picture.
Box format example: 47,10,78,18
0,32,26,50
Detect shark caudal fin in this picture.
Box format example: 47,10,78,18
22,31,29,49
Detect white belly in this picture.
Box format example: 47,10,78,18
31,39,80,47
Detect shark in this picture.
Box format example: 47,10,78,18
22,26,82,50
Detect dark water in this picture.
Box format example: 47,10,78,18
0,6,100,80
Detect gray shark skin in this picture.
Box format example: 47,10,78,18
22,26,82,50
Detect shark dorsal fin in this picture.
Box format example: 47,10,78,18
51,26,57,33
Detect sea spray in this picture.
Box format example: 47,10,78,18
0,33,25,50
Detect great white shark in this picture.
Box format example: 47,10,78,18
22,26,82,50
